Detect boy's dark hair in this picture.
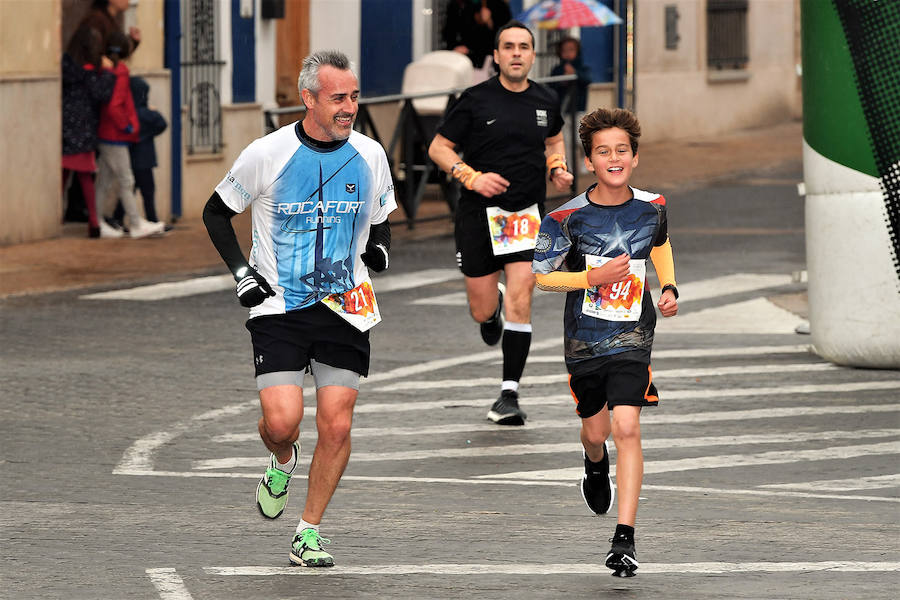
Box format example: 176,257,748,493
579,108,641,155
494,20,534,49
106,30,132,63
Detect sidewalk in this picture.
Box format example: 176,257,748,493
0,120,802,299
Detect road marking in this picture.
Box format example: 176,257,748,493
363,337,561,383
760,473,900,492
359,381,900,409
202,561,900,576
146,568,193,600
372,268,460,292
210,403,900,442
82,268,460,302
656,297,804,335
483,441,900,480
673,273,793,302
525,344,811,363
114,400,257,474
82,275,233,301
373,362,839,392
115,381,899,475
411,291,468,306
113,469,900,503
81,271,789,307
192,430,900,470
411,273,794,308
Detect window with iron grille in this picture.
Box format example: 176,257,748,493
707,0,748,70
181,0,225,154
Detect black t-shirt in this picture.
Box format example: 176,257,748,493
437,76,563,213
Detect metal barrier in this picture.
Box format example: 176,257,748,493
263,74,578,228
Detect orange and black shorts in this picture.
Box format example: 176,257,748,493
568,352,659,419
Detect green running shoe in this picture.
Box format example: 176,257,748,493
289,528,334,567
255,441,299,519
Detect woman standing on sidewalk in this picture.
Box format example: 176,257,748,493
62,25,115,238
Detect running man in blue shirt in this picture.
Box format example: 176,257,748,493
203,50,396,567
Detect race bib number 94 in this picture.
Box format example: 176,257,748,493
486,204,541,256
583,255,646,322
321,279,382,331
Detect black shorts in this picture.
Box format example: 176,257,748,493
568,352,659,419
454,202,538,278
245,302,370,378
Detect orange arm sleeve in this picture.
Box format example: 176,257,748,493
535,270,591,292
649,239,676,289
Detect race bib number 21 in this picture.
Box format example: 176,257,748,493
321,279,382,331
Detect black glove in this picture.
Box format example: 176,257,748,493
234,266,275,307
361,242,389,273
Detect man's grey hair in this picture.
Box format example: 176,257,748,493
297,50,356,98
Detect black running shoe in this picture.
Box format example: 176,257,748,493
487,389,527,425
581,443,614,515
479,283,505,346
606,535,638,577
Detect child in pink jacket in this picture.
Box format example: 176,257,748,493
95,30,164,239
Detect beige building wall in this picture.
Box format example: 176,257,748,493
0,0,61,245
0,0,171,245
128,0,165,71
634,0,801,143
180,104,265,219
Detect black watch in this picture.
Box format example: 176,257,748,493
661,284,679,299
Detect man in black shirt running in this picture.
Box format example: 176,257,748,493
429,20,574,425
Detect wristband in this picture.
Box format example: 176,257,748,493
661,284,679,299
546,153,567,178
450,161,482,190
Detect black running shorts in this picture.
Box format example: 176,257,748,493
568,352,659,418
454,204,535,278
245,303,370,378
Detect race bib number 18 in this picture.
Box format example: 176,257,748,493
582,255,646,322
486,203,541,256
321,279,382,332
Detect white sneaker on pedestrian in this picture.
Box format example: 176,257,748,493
129,219,165,239
99,220,124,238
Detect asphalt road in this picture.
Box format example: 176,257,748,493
2,166,898,599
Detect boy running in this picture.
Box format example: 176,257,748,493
531,108,678,577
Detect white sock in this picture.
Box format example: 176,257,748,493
296,519,319,534
275,446,297,473
501,380,519,392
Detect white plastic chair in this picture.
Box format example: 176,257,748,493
402,50,474,115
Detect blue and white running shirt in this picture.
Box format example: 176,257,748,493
215,123,396,318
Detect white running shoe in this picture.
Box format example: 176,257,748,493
129,219,165,239
98,220,124,238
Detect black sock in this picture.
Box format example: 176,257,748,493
501,327,531,382
614,524,635,541
586,444,607,467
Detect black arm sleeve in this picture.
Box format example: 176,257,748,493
368,219,391,251
653,205,669,247
202,192,250,280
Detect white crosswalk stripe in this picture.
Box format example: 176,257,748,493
115,271,900,516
